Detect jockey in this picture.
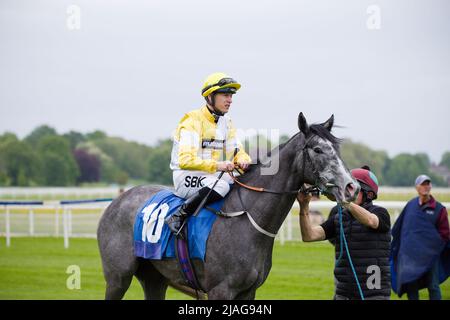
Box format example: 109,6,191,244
165,72,252,236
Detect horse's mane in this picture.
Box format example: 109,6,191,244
309,123,342,149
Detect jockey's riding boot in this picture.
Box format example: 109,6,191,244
165,187,223,237
164,206,189,237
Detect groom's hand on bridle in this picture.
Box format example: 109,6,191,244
297,190,312,214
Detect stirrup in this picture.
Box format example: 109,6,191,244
165,210,187,238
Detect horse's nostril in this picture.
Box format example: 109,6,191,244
346,183,356,196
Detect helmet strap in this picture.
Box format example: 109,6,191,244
205,94,224,121
361,189,375,204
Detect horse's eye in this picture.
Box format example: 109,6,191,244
313,147,323,154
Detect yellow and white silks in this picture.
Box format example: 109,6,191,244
170,106,251,198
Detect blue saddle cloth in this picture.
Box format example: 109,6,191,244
133,189,223,261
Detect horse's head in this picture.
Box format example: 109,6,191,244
295,112,359,203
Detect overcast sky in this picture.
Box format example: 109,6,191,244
1,0,449,162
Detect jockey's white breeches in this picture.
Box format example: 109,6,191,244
172,170,234,199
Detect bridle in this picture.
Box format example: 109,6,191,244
228,135,335,196
214,135,337,238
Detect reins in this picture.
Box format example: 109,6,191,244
228,170,323,195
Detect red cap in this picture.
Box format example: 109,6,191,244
351,168,379,195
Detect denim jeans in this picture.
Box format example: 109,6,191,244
406,260,441,300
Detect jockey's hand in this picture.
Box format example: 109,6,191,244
236,161,250,171
217,161,235,172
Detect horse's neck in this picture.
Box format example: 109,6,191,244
228,142,303,235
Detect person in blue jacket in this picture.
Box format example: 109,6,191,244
390,174,450,300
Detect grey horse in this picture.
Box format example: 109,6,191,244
97,113,359,300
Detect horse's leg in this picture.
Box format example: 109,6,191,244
103,258,139,300
234,286,257,300
208,285,257,300
207,269,259,300
105,280,133,300
135,260,168,300
99,226,139,300
206,280,238,300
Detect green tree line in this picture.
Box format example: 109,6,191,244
0,126,449,187
0,125,156,186
341,140,448,187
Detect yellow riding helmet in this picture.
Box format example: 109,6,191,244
201,72,241,97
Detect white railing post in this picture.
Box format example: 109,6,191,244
68,209,73,237
287,212,293,241
55,206,59,237
29,208,34,236
279,221,285,245
5,206,10,247
63,206,69,249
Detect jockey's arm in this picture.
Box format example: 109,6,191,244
297,193,326,242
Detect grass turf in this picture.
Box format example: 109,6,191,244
0,237,449,300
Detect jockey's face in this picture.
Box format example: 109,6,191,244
212,93,233,114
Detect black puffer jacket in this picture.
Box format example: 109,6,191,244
331,203,391,299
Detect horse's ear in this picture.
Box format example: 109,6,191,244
298,112,310,136
321,114,334,132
